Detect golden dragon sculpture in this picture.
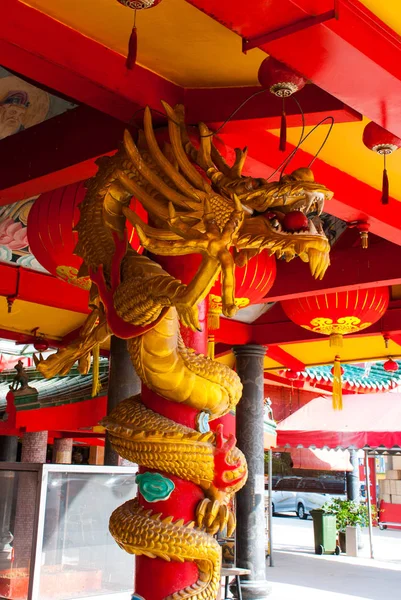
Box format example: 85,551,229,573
36,101,333,600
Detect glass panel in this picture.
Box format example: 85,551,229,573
0,469,38,600
39,470,137,599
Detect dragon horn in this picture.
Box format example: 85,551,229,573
143,106,202,204
161,101,210,193
123,130,199,211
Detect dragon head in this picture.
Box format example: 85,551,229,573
224,167,333,280
120,103,333,284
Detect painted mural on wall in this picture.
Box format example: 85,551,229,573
0,68,76,272
0,67,76,139
0,198,47,271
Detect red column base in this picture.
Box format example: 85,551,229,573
135,473,203,600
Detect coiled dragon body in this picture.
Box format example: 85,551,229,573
37,102,333,600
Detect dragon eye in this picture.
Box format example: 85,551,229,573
245,178,264,191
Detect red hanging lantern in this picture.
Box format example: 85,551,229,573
33,340,49,352
258,57,307,153
285,369,299,381
208,251,276,330
330,362,344,377
28,181,146,289
116,0,163,70
383,358,399,373
362,121,401,205
281,288,389,347
282,288,390,410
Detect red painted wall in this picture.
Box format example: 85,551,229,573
265,384,321,423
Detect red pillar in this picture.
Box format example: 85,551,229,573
135,255,209,600
368,456,377,507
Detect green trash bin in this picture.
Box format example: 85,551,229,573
310,509,340,555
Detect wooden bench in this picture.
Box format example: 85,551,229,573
221,567,251,600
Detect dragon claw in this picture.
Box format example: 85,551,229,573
196,498,234,536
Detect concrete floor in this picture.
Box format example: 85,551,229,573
266,515,401,600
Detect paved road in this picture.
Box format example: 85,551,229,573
265,515,401,600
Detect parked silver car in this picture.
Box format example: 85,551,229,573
265,476,346,519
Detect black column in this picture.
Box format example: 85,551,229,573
233,345,271,599
0,436,18,462
104,336,141,466
346,449,360,501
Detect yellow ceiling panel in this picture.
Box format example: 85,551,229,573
215,351,235,368
359,1,401,36
0,299,86,340
216,337,395,373
268,335,400,369
0,299,111,351
23,0,265,87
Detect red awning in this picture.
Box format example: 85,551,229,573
277,392,401,450
290,448,353,471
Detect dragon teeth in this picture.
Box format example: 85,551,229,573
308,220,318,235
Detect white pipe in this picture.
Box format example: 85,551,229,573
268,448,274,567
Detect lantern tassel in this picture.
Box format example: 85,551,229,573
382,161,389,205
208,335,215,360
332,355,343,411
91,344,102,398
208,310,221,331
126,11,137,70
279,99,287,152
329,333,343,347
126,25,137,69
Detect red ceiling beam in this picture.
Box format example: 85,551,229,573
0,106,126,204
0,395,107,436
251,304,401,346
217,316,252,346
185,84,361,130
264,372,304,388
0,120,274,203
264,241,401,303
17,396,106,434
0,158,102,205
389,334,401,347
265,346,306,371
0,263,89,314
242,8,337,52
216,302,401,347
186,0,401,137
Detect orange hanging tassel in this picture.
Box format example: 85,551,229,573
331,355,343,411
382,156,389,204
279,98,287,152
126,24,137,69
